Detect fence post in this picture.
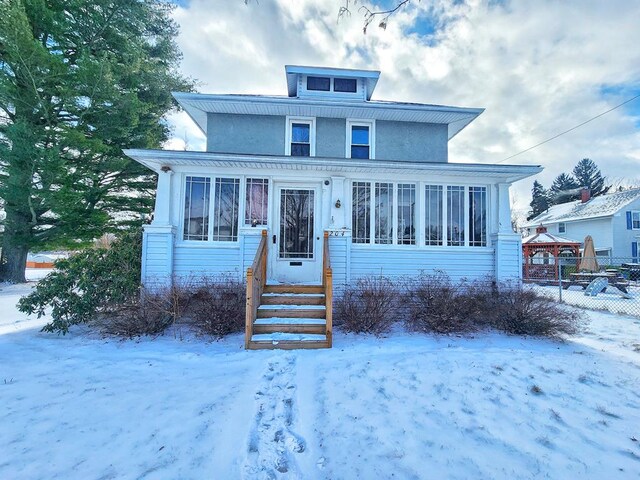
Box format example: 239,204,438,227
557,256,563,303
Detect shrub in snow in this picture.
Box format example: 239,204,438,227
18,229,143,335
92,289,174,338
183,277,245,338
404,272,482,333
491,287,581,338
335,277,397,335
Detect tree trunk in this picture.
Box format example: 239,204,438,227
0,236,29,283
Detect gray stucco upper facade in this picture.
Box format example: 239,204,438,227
206,113,448,163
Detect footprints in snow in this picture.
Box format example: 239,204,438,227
243,355,307,479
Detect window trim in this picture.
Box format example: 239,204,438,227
345,119,375,159
285,116,316,157
632,211,640,230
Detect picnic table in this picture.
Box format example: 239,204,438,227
563,272,630,293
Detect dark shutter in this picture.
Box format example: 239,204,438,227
627,211,633,230
633,241,638,262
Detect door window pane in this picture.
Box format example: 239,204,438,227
397,184,416,245
375,182,393,244
184,176,210,241
212,178,240,241
291,123,310,156
447,186,465,246
425,185,443,246
469,187,487,247
352,182,371,244
245,178,269,226
351,125,370,159
280,189,314,259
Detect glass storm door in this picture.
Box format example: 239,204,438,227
271,185,321,284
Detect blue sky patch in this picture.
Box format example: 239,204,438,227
600,83,640,126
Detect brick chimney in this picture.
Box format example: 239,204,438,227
581,187,591,203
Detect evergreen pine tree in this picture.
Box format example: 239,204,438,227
550,173,580,204
572,158,608,197
527,180,551,220
0,0,192,282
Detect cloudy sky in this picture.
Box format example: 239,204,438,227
165,0,640,215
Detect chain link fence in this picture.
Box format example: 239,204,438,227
523,255,640,317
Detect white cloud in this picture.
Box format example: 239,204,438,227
166,0,640,213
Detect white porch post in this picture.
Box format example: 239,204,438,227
492,182,522,283
141,168,176,289
330,176,346,228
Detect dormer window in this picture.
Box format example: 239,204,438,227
307,76,330,91
334,78,357,93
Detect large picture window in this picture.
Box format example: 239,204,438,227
425,185,443,246
212,178,240,242
352,182,371,244
469,186,487,247
245,178,269,226
184,176,210,241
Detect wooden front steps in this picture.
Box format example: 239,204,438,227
247,288,331,350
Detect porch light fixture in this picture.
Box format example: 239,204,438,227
160,165,172,173
335,199,341,208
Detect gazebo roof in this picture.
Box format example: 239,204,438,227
522,226,580,246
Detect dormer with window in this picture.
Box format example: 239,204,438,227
285,65,380,102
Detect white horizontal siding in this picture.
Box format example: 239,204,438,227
349,246,494,282
173,244,241,281
328,236,348,290
142,232,173,287
242,235,262,275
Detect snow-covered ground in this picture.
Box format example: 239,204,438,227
1,275,640,479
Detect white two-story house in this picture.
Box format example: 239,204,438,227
124,65,540,348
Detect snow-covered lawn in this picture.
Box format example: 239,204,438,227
1,276,640,479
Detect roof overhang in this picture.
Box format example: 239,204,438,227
123,149,541,183
173,92,484,140
285,65,381,100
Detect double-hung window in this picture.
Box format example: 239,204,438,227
287,117,315,157
632,211,640,230
347,120,374,159
558,222,566,234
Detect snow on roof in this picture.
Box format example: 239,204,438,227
525,188,640,226
522,231,581,245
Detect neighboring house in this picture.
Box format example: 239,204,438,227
124,65,540,348
524,188,640,261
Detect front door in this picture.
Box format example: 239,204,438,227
270,184,322,284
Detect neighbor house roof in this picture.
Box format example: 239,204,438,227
173,92,484,141
524,188,640,226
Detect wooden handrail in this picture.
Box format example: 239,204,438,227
323,231,333,348
245,230,268,349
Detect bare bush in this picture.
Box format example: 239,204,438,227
93,290,174,338
491,287,581,338
404,272,479,333
185,277,246,338
335,277,398,335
